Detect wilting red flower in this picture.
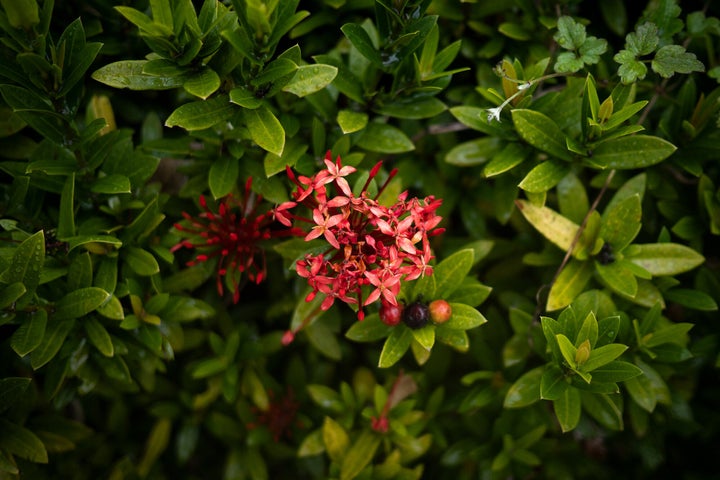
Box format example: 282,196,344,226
276,151,444,320
247,388,302,442
172,178,301,303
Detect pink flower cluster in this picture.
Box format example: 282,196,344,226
275,151,444,320
172,178,301,303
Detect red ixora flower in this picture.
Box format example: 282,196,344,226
171,178,301,303
275,151,444,321
246,388,302,442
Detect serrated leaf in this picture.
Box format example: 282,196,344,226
554,16,586,50
512,110,573,161
283,64,338,97
378,326,413,368
626,23,659,56
10,310,47,357
614,50,647,83
166,94,234,131
244,106,285,156
652,45,704,78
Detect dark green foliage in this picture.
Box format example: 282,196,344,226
1,0,719,479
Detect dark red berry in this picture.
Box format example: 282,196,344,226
429,299,452,324
403,300,429,329
380,301,402,326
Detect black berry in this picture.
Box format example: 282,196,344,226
597,242,615,265
403,300,429,329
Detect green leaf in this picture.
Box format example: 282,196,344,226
589,135,676,169
445,138,503,167
625,243,704,276
582,344,628,372
166,94,235,131
433,249,474,298
341,23,382,67
434,327,469,352
626,22,659,56
228,87,264,109
518,160,570,193
0,85,65,144
600,194,642,251
209,156,239,199
515,200,580,253
125,247,160,276
441,303,487,330
547,259,593,311
590,360,642,382
447,282,492,308
581,392,623,431
540,365,568,400
356,123,414,154
183,68,221,100
84,317,114,357
10,310,47,357
0,419,48,464
614,50,648,83
244,106,285,156
340,429,381,480
337,110,368,134
322,416,349,462
652,45,704,78
378,326,413,368
595,261,638,298
410,325,435,351
449,106,509,137
375,97,447,120
306,320,342,361
0,0,40,29
0,377,31,413
664,288,718,311
484,143,529,177
0,230,44,309
30,320,74,370
554,16,586,50
553,387,581,432
0,283,26,310
92,61,187,90
91,174,132,194
511,109,573,162
555,334,578,368
54,287,111,321
283,64,338,97
504,366,543,408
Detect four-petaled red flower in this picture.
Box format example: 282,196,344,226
275,151,444,320
171,178,301,303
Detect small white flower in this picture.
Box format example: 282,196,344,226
486,107,503,123
517,81,532,90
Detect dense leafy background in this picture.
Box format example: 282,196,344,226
1,0,719,479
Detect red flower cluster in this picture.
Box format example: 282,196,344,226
172,178,301,303
275,151,444,320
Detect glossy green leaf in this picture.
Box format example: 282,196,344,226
306,320,342,360
581,392,623,431
547,259,593,311
283,64,338,97
595,261,638,298
518,160,570,193
244,106,285,156
540,365,568,400
137,418,172,477
337,110,368,134
442,303,487,330
125,247,160,276
433,249,474,298
0,85,66,143
356,123,414,153
341,23,382,67
0,0,39,29
375,97,447,119
378,326,413,368
553,387,581,432
92,61,187,90
625,243,704,276
30,320,74,370
449,106,509,137
555,334,578,368
183,68,221,100
0,419,48,463
10,310,47,357
515,200,580,253
410,325,435,351
447,282,492,308
209,156,239,199
582,344,628,372
340,429,381,480
0,230,44,309
166,94,234,131
228,87,263,109
600,194,642,251
589,360,642,382
445,137,503,167
322,416,349,462
0,377,31,413
91,174,131,194
663,288,717,311
434,327,469,352
54,287,111,321
0,283,26,310
504,366,542,408
84,317,114,357
511,109,573,161
484,143,528,177
589,135,676,169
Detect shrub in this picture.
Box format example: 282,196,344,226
1,0,719,478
